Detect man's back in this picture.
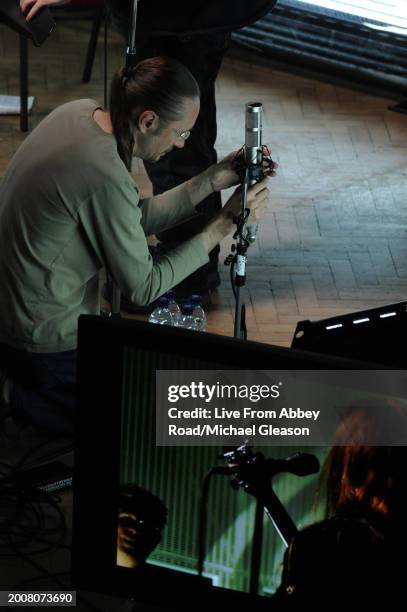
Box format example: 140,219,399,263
0,99,136,352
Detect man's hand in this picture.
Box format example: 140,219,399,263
206,151,241,192
198,178,270,252
222,177,270,226
20,0,71,22
207,150,278,192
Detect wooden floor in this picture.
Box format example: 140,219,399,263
1,20,407,348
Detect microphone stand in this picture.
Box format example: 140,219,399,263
231,168,251,340
126,0,139,68
197,468,216,577
110,0,140,317
197,448,318,592
227,102,266,340
250,499,264,595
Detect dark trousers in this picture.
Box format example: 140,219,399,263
0,342,76,434
110,6,231,284
139,34,231,285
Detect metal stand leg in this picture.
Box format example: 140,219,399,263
111,283,121,316
249,498,264,595
389,101,407,114
82,6,103,83
232,170,250,341
103,6,108,108
19,35,28,132
233,285,247,340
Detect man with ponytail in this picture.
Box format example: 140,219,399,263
20,0,278,304
0,57,272,434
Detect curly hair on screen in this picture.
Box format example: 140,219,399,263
321,401,406,521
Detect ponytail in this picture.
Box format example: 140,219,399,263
109,57,200,171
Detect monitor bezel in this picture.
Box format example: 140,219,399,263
72,315,372,606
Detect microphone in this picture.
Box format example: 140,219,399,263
265,453,320,478
212,452,320,479
244,102,264,243
211,466,235,475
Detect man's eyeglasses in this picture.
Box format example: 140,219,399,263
173,128,191,141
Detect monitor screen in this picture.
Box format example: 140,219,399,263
72,315,374,609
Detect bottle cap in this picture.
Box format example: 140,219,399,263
157,297,170,308
181,303,194,315
164,290,176,301
190,294,202,304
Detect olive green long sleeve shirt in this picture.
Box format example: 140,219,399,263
0,99,209,352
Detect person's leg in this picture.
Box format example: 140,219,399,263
138,33,231,295
107,13,231,298
0,343,76,434
106,5,231,302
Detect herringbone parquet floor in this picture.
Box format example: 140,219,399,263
212,59,407,345
1,20,407,348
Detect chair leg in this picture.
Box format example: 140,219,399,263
82,6,104,83
103,9,108,108
389,101,407,115
19,34,29,132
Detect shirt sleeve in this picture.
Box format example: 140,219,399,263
138,181,201,236
76,179,209,305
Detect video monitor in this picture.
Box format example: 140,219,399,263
72,315,388,609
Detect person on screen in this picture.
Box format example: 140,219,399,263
117,484,168,569
273,402,406,607
0,55,274,434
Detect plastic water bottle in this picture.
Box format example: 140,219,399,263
190,294,207,332
148,297,173,326
175,303,198,331
164,290,181,325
